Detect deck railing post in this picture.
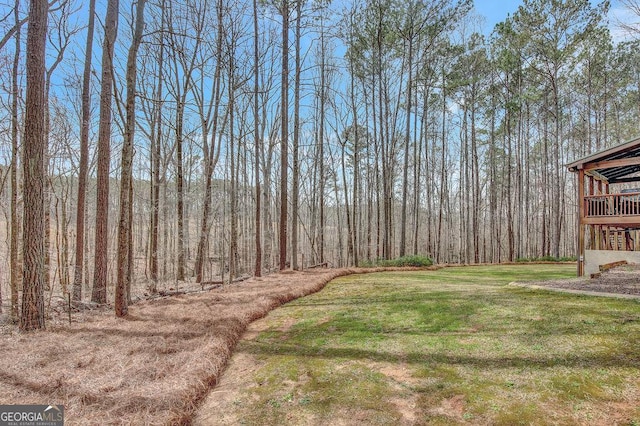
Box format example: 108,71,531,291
578,169,585,276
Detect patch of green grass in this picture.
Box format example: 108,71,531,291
492,401,548,425
230,265,640,425
239,356,401,425
549,373,606,400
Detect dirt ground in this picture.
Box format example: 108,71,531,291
0,266,426,425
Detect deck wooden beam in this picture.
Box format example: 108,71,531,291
583,216,640,226
585,157,640,171
585,169,609,183
578,169,585,276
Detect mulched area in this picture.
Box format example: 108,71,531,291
512,264,640,298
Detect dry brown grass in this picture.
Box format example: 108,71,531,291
0,267,430,425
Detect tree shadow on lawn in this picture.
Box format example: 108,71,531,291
292,290,472,307
237,335,640,370
285,291,639,338
291,287,608,310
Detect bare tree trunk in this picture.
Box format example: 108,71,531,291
279,0,289,270
53,192,68,294
339,136,354,265
541,94,549,257
116,0,145,317
31,0,74,298
552,66,562,259
194,0,223,283
72,0,96,302
348,17,359,266
92,0,119,304
488,74,497,263
176,107,185,280
413,117,422,256
414,82,429,256
149,0,166,292
166,0,204,282
318,28,326,265
291,0,301,270
372,78,381,260
461,105,469,263
352,113,359,267
253,0,262,277
162,180,168,278
505,101,515,262
400,34,413,258
471,84,480,263
21,0,48,331
262,135,274,269
9,0,21,321
126,181,133,303
363,80,373,261
437,63,447,264
229,57,238,281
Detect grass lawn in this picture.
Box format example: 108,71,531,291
220,265,640,425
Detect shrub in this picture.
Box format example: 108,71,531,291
538,255,558,262
361,255,433,268
558,256,577,262
516,256,577,263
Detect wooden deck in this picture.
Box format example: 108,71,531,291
568,137,640,275
584,192,640,227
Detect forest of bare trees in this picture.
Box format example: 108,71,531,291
1,0,640,327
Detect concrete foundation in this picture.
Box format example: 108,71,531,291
584,250,640,276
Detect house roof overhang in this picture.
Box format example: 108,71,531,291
567,137,640,183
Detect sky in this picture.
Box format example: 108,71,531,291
472,0,634,41
472,0,522,32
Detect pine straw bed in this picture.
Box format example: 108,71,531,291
0,267,430,425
